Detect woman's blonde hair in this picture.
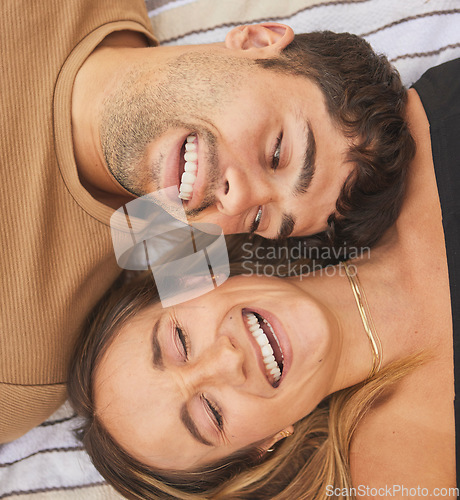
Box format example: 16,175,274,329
68,269,420,500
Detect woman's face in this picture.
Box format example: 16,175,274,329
94,275,342,470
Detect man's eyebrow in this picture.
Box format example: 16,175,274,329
180,404,213,447
151,319,164,370
273,119,316,240
294,119,316,196
276,213,296,240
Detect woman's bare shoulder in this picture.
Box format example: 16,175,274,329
349,364,456,498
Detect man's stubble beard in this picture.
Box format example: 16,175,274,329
99,53,250,218
100,68,184,198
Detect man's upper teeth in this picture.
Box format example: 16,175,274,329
245,312,282,383
178,134,197,200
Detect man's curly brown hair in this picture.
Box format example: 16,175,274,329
256,31,416,258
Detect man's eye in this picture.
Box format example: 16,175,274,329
202,395,223,430
175,326,189,359
272,134,282,171
250,206,263,234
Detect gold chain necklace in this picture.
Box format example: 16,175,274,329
343,262,383,378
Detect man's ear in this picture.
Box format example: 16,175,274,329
225,23,294,55
257,425,295,457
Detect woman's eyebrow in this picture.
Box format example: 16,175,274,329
152,317,214,446
151,319,164,370
180,404,213,447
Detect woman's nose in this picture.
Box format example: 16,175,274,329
185,336,246,389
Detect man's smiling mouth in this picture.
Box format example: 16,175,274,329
178,134,198,200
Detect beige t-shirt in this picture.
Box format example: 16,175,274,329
0,0,157,442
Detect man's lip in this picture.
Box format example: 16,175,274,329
241,307,292,388
163,132,190,201
182,135,208,211
163,132,207,209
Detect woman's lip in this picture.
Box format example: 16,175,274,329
242,310,271,387
241,307,292,388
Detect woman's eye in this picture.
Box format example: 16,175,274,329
175,326,189,359
272,134,282,171
202,395,223,430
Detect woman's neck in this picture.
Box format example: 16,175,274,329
287,264,383,394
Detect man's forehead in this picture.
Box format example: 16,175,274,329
167,48,287,90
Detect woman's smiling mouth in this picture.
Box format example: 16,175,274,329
243,310,284,387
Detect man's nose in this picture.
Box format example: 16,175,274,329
215,167,274,216
185,336,246,389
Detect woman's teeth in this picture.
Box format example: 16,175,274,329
244,312,282,384
178,134,198,201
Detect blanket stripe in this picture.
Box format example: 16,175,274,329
146,0,460,86
0,403,124,499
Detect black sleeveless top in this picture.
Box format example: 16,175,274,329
412,58,460,487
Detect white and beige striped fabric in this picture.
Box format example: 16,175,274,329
1,0,459,498
145,0,460,86
0,403,124,499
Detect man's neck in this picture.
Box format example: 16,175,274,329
71,31,148,208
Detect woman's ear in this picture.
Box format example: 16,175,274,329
258,425,295,457
225,23,294,55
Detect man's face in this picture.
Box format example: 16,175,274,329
100,38,353,239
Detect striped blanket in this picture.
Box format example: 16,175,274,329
146,0,460,87
1,0,459,498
